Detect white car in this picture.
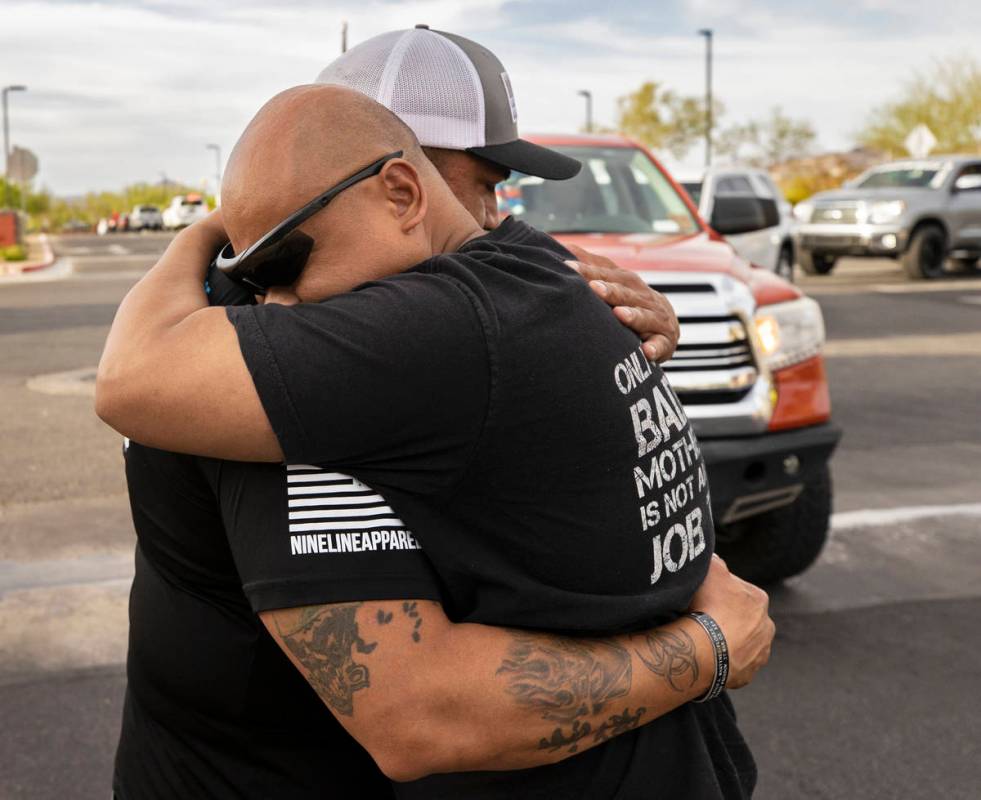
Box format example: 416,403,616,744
680,167,797,281
162,195,209,230
129,204,164,231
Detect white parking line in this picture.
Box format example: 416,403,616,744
873,278,981,294
823,331,981,357
832,502,981,530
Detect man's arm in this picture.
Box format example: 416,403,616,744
96,219,679,461
95,214,283,461
260,555,772,782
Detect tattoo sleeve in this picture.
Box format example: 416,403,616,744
273,602,377,717
632,627,699,691
496,634,645,754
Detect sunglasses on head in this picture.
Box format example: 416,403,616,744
214,150,404,294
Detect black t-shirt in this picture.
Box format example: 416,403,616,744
224,218,756,798
112,266,397,799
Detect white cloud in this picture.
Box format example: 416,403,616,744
0,0,512,193
0,0,978,194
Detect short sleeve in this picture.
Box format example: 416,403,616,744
216,459,443,612
225,272,491,497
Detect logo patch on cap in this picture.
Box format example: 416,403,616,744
500,72,518,124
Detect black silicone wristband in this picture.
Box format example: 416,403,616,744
687,611,729,703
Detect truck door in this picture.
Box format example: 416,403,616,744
948,163,981,250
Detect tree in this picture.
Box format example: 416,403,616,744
615,81,721,160
715,107,817,168
857,56,981,157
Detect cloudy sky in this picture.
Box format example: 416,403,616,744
2,0,979,195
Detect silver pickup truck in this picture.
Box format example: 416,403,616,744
795,155,981,279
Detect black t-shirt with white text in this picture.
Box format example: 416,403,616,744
225,218,756,799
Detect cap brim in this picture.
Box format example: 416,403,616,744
468,139,581,180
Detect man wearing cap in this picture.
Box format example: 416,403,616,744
101,80,772,800
316,25,678,360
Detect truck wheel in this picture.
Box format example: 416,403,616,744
715,464,832,586
798,250,836,275
902,224,946,279
776,244,795,282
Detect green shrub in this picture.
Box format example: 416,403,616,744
1,244,27,261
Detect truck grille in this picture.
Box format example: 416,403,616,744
811,203,860,224
644,276,759,405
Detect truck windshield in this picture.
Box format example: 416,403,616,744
856,164,942,189
497,146,700,235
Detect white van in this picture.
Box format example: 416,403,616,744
162,195,209,230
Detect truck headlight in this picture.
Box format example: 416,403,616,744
866,200,905,224
753,297,826,371
793,201,813,223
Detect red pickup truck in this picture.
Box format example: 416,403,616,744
500,134,841,585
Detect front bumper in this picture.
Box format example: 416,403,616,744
797,223,907,257
700,422,841,526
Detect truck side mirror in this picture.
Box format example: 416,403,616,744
710,195,780,235
952,174,981,192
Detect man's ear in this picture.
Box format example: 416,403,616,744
379,159,428,234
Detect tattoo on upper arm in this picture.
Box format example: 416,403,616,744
402,601,424,642
274,602,377,717
497,634,639,754
632,628,699,691
374,601,424,642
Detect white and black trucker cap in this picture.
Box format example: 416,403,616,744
315,25,581,180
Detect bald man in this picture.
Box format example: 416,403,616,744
100,86,770,800
106,83,682,799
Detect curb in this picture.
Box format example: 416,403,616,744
1,234,56,276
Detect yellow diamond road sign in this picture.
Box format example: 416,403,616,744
904,124,937,159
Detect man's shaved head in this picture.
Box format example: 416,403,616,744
219,83,480,303
222,84,430,250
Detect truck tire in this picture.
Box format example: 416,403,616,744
715,464,832,586
902,224,946,279
776,243,795,281
798,250,836,275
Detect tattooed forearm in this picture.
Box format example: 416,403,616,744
497,635,632,724
632,628,699,691
275,602,376,717
539,707,647,754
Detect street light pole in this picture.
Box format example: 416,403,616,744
341,20,348,53
577,90,593,134
697,29,713,167
2,85,27,210
205,143,222,202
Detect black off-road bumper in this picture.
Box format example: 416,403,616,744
699,423,842,526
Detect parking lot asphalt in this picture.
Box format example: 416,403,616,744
1,234,979,798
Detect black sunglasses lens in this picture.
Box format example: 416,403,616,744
227,231,315,293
